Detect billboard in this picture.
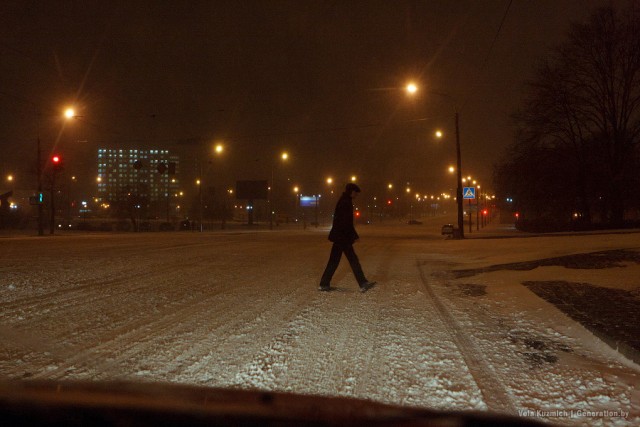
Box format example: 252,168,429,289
299,196,319,207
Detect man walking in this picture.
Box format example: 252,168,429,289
319,183,376,292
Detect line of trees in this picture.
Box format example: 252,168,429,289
494,5,640,231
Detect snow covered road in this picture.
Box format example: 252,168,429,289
1,223,639,425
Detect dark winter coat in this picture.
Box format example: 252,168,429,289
328,192,359,244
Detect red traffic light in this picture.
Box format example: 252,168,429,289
52,155,61,164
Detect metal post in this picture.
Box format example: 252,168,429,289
455,111,465,238
476,186,480,231
468,199,472,234
269,165,274,230
50,169,56,234
37,137,44,236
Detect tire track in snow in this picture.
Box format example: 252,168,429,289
141,248,325,383
417,260,516,415
24,242,323,382
0,259,206,321
226,243,392,396
142,241,352,385
4,241,269,379
103,242,325,382
24,273,248,381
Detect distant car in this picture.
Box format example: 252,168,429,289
441,224,454,235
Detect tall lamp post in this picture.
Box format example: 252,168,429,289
197,143,224,232
406,83,464,238
36,107,80,236
269,151,288,230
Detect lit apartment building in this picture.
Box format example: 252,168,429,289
97,148,180,205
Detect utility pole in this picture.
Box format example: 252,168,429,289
455,111,465,239
37,137,44,236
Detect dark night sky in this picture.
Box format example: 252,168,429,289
0,0,627,199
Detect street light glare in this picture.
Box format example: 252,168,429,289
435,130,443,138
281,152,289,161
406,83,418,94
64,108,75,119
448,166,455,173
214,144,224,154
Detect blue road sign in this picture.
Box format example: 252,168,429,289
463,187,476,199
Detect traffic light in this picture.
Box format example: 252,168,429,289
51,155,63,171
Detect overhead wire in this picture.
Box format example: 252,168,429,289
460,0,514,112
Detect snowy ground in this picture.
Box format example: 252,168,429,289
1,217,639,426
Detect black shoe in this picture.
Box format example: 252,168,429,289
318,285,332,292
359,281,376,293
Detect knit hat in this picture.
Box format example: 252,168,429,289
345,183,361,193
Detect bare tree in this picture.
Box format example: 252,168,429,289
497,5,640,228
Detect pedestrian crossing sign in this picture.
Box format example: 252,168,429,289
463,187,476,199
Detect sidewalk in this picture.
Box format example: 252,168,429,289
458,222,640,365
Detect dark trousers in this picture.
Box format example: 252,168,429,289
320,242,367,287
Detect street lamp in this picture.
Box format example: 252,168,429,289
197,143,225,232
270,151,289,230
406,83,464,238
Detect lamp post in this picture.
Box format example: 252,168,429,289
293,186,300,225
406,83,464,238
269,151,288,230
197,143,224,232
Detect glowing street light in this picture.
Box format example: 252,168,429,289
435,130,443,138
64,108,75,119
448,166,455,173
269,151,290,230
406,81,464,238
214,143,224,154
